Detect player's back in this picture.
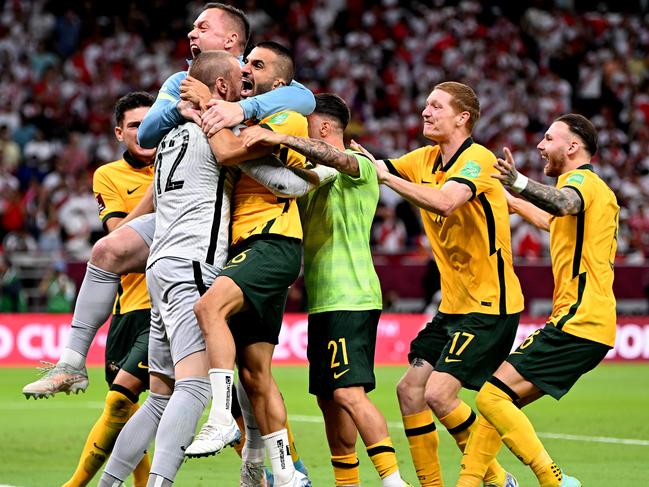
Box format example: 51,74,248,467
549,165,619,346
148,123,232,269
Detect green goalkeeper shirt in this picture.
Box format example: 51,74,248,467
299,150,382,314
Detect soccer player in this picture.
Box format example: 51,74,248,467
456,114,617,487
20,2,315,399
365,81,522,487
98,50,242,487
240,93,411,487
22,92,156,487
184,42,309,487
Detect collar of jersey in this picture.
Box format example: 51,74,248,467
576,163,594,172
123,150,152,169
433,136,474,174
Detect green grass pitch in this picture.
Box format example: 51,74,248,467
1,364,647,486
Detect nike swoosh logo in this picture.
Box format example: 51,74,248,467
333,369,350,379
93,442,108,453
444,357,462,363
510,351,524,355
127,185,142,195
137,361,149,369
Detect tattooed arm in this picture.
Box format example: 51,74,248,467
520,180,582,216
241,125,359,176
493,147,583,216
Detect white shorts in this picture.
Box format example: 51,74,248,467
146,257,219,379
125,213,156,248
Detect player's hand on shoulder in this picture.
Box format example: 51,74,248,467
241,125,283,148
351,139,389,182
180,75,211,112
201,100,244,137
177,100,202,126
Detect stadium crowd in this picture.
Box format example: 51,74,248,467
0,0,648,264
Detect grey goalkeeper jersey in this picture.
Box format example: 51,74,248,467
148,123,232,269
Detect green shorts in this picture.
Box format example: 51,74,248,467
105,309,150,386
307,310,381,399
409,311,520,391
223,237,302,347
506,324,611,399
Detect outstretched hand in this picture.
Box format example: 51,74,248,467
240,125,285,148
350,139,389,182
493,147,519,187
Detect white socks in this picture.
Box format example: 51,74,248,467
207,368,235,425
262,428,295,485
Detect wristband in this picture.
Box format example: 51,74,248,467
511,172,528,193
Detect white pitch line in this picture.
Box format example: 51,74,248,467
290,414,649,447
3,405,648,448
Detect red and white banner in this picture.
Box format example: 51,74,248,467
0,313,648,366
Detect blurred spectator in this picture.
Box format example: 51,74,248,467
373,204,407,253
38,261,76,312
0,253,26,311
0,125,20,171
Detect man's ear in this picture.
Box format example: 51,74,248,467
224,32,238,50
272,79,287,89
215,77,228,98
114,126,123,142
320,120,331,137
456,111,470,127
567,140,580,155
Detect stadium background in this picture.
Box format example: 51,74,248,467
0,1,648,485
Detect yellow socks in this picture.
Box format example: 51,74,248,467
367,437,399,480
331,452,361,486
402,409,443,486
63,390,134,487
456,415,503,487
286,418,300,464
439,400,506,486
233,414,246,458
477,379,561,487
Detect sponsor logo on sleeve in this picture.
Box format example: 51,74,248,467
459,160,481,179
268,113,289,125
566,173,585,185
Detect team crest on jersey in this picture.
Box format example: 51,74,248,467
459,160,481,179
268,112,289,125
96,193,106,213
566,173,585,185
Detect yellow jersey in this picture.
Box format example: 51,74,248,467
93,152,153,314
547,164,618,347
387,138,524,315
231,111,308,246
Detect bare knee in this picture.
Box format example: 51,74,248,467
332,387,366,414
397,375,426,414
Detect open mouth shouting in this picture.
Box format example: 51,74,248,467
241,76,254,98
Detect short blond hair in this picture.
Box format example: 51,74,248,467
435,81,480,130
